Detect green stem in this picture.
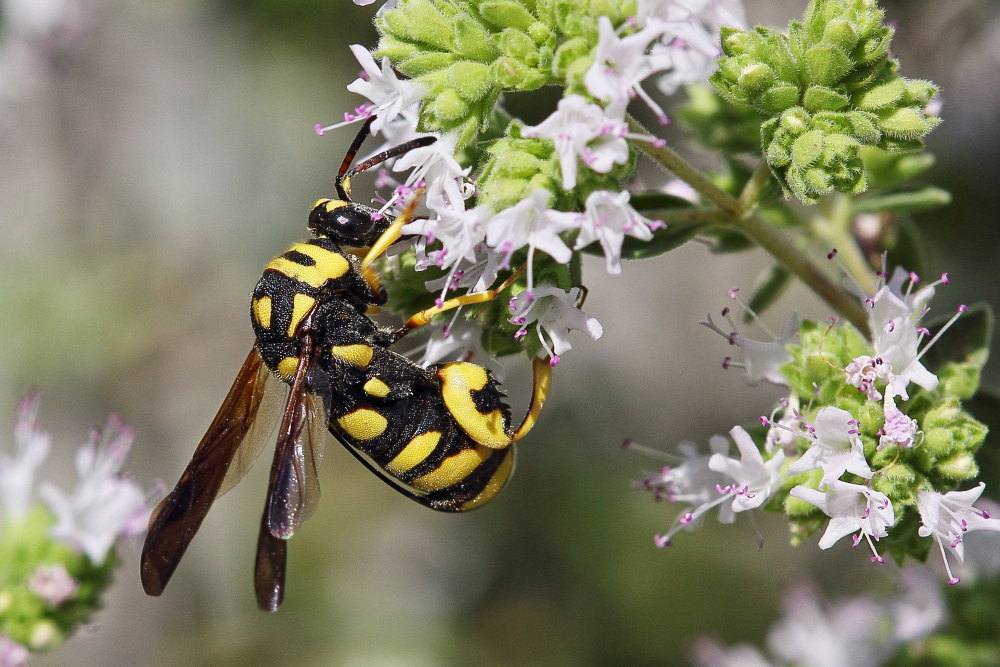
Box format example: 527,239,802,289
627,115,869,333
813,195,876,293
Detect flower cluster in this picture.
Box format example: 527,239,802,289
0,392,152,659
710,0,939,203
694,572,946,665
333,0,744,366
632,265,996,583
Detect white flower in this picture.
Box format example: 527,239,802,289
641,0,747,95
521,95,630,190
507,285,603,363
786,406,872,484
574,190,664,275
692,638,771,667
844,354,891,401
584,16,673,121
766,587,889,667
0,390,51,521
878,392,919,450
0,635,29,667
634,437,735,547
345,44,426,134
790,479,894,562
484,189,579,266
403,193,490,273
702,310,800,387
39,415,151,564
28,563,79,606
390,130,469,206
708,425,785,513
418,317,503,378
917,483,1000,585
865,267,943,400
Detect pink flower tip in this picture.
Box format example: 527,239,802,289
652,138,666,148
727,287,739,298
549,355,560,366
314,124,327,136
653,534,671,548
871,555,885,564
941,272,950,284
759,415,770,427
958,304,968,313
948,577,961,586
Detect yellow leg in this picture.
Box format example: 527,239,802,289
401,264,525,331
361,188,425,269
510,355,552,442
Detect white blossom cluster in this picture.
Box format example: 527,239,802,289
328,0,745,366
634,267,998,584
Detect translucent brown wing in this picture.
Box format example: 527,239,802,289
140,347,277,597
264,365,327,541
254,347,327,611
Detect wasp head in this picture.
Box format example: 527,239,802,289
307,199,391,246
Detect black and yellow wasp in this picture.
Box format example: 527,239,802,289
140,117,552,611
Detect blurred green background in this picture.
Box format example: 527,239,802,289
1,1,997,664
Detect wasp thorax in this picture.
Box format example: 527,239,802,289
308,198,389,246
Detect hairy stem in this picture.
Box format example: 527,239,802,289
627,115,869,333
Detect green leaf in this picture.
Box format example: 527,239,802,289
745,264,792,321
853,186,951,214
628,191,697,212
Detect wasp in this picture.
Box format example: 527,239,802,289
140,117,552,611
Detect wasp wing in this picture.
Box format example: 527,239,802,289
263,358,327,541
141,347,274,597
254,504,287,612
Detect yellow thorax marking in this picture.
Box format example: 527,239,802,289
337,408,388,441
252,296,272,329
311,198,349,212
265,242,350,289
330,344,374,368
287,293,316,337
386,431,442,474
438,363,509,449
412,445,490,492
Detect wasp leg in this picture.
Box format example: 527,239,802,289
360,187,426,269
510,355,552,442
387,265,526,344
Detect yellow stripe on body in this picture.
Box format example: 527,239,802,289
337,408,388,440
386,431,442,475
286,293,316,337
277,355,299,379
437,363,509,449
363,377,391,398
265,242,350,289
411,445,490,492
330,344,374,368
460,450,514,510
252,296,272,329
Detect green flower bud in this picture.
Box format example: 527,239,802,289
804,43,854,87
936,453,978,481
480,1,537,31
803,85,850,112
452,14,500,61
446,61,494,102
